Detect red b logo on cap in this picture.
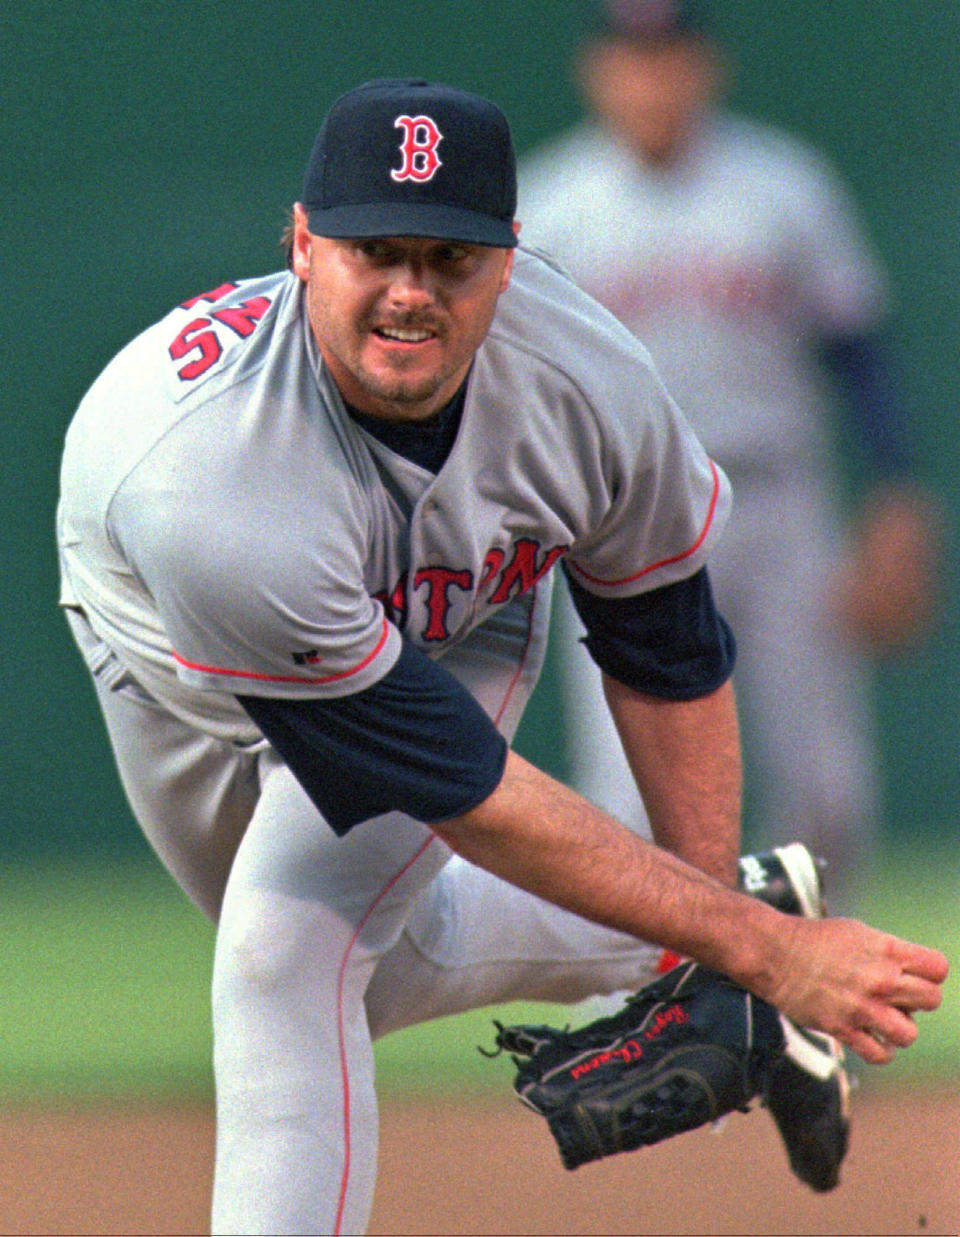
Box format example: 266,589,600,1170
392,114,443,183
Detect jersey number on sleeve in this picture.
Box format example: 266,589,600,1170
168,288,272,381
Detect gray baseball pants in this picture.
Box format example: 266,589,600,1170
66,592,661,1237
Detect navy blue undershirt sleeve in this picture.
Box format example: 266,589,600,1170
563,565,736,701
237,638,508,836
819,329,914,478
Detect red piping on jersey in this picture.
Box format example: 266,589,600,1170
171,618,391,685
334,833,437,1236
567,459,722,588
332,585,537,1230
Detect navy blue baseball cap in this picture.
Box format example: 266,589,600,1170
590,0,708,41
302,79,518,248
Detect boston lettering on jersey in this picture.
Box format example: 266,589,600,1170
373,537,568,643
167,283,570,655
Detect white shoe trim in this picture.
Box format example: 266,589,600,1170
772,843,823,919
779,1014,842,1081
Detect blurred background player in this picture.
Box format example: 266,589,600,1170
518,0,941,907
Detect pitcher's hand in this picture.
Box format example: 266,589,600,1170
764,915,948,1065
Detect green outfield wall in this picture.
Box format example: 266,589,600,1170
4,0,957,859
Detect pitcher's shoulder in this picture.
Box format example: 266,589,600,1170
487,246,664,404
62,272,299,485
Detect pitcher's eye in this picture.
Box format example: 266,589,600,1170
434,244,471,263
354,239,395,263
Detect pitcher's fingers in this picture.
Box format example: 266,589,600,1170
892,940,949,983
891,972,945,1013
839,1025,897,1066
868,1002,918,1049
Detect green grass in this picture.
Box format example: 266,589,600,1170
0,861,216,1101
0,845,955,1102
852,844,958,1085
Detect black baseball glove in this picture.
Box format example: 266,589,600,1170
489,960,785,1171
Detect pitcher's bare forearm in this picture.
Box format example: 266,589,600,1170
434,750,770,976
432,750,949,1064
603,675,742,885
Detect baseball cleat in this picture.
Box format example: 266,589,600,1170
738,842,851,1192
737,842,825,918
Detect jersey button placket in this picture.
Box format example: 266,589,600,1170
421,496,441,566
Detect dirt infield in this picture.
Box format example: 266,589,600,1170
1,1087,955,1235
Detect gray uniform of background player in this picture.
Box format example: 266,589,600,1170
519,114,891,886
58,249,728,1235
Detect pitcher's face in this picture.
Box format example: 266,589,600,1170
292,204,516,421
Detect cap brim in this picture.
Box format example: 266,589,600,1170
306,202,517,248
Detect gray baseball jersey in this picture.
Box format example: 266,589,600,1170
518,115,889,880
58,246,729,742
518,117,889,472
